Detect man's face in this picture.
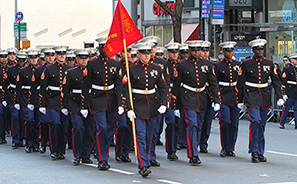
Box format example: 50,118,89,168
180,51,189,59
253,48,264,58
189,50,201,59
223,50,234,60
8,54,16,61
56,53,66,63
0,56,8,65
138,52,151,64
283,57,289,65
201,50,209,59
167,52,179,61
76,56,89,67
291,58,297,66
120,51,131,62
28,57,39,65
66,57,76,66
151,46,157,57
44,54,56,64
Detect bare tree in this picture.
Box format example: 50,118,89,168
154,0,182,43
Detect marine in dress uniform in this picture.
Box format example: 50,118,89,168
62,49,95,165
115,47,132,163
171,40,220,165
0,49,8,144
15,50,40,153
125,42,167,177
131,48,138,63
155,47,166,59
216,41,241,157
179,43,189,60
66,51,76,67
279,54,297,129
140,36,170,166
6,47,17,66
3,51,27,148
30,47,56,154
163,43,181,160
81,37,123,170
39,45,73,159
237,38,284,163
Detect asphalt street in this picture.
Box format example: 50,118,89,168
0,119,297,184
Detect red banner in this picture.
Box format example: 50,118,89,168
104,0,143,58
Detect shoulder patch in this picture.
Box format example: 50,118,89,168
282,72,286,78
3,73,8,80
174,68,178,78
238,67,242,76
62,76,67,85
83,67,88,77
41,71,45,80
16,74,20,82
122,74,128,84
31,74,35,82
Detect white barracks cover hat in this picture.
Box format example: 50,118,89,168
248,38,267,49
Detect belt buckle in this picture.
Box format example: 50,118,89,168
230,83,234,87
257,84,262,88
144,89,149,95
59,87,62,91
196,88,201,92
104,86,109,91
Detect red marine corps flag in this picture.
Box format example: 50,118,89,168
104,0,143,58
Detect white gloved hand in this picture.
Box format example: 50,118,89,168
127,110,136,122
2,101,7,107
174,110,181,118
213,103,220,111
14,104,20,111
277,99,285,106
80,109,88,118
118,106,124,115
61,108,68,116
237,103,244,110
27,104,34,111
157,105,167,114
39,107,46,114
283,95,288,102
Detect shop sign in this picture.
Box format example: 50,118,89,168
153,1,184,15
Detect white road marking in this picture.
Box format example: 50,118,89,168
83,164,135,175
267,150,297,157
157,179,182,184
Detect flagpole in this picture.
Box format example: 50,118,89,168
123,38,138,164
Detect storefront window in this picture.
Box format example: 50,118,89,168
145,26,153,37
155,25,163,46
164,25,173,45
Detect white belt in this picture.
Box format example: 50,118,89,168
72,89,82,94
48,85,62,91
245,81,268,88
37,86,40,90
132,88,156,95
92,84,114,91
219,81,237,87
182,84,205,92
21,86,31,90
170,83,173,87
9,84,16,89
287,81,297,85
0,86,2,89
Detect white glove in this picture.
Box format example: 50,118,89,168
118,106,124,115
127,110,136,122
61,108,68,116
237,103,244,110
39,107,46,114
157,105,167,114
2,101,7,107
80,109,88,118
277,99,285,106
27,104,34,111
14,104,20,111
174,110,180,118
213,103,220,112
283,95,288,101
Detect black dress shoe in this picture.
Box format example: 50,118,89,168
2,139,7,144
279,124,285,129
115,156,122,162
40,146,46,154
25,147,32,153
220,149,227,157
12,143,19,148
73,157,81,166
59,154,65,159
181,143,187,149
259,155,267,162
150,160,160,167
138,166,151,177
82,158,93,164
121,156,131,162
19,143,25,147
130,146,135,152
33,147,40,152
167,152,178,160
98,161,110,170
156,140,163,146
200,148,208,153
189,156,201,165
68,144,73,149
51,152,58,159
110,142,116,147
251,152,260,163
227,151,236,157
177,143,182,150
91,149,95,154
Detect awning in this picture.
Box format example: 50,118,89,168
169,23,200,43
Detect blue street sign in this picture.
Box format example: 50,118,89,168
15,11,23,23
201,0,211,18
213,0,225,19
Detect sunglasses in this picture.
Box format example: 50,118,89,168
28,55,38,59
67,57,76,61
56,51,66,55
283,59,288,61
